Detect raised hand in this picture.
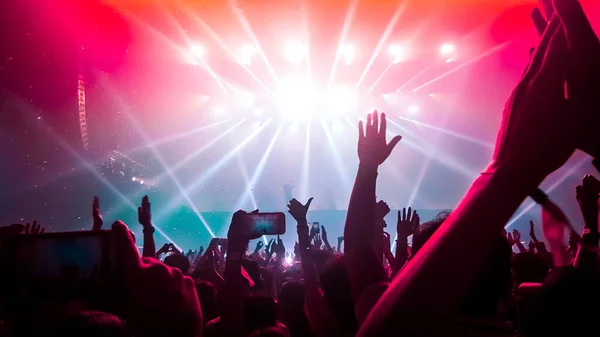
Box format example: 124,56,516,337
358,111,402,169
112,221,202,337
512,229,521,243
529,240,536,252
576,174,600,233
506,231,515,246
199,245,205,255
92,196,103,231
551,0,600,159
529,221,539,242
274,235,286,257
254,240,265,254
287,197,313,223
490,15,574,181
313,234,323,250
397,207,419,238
265,238,275,256
138,195,152,229
23,221,45,235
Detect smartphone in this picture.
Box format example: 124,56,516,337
312,222,320,234
244,212,286,236
0,230,122,312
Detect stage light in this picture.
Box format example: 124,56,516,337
238,44,257,65
212,106,225,116
237,91,256,108
140,180,144,185
326,85,356,117
285,256,293,265
253,108,264,116
440,43,455,56
283,41,308,65
276,77,316,118
389,44,409,63
132,177,137,182
340,44,355,65
408,105,419,114
190,45,205,58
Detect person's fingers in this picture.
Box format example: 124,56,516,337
40,228,45,234
112,220,141,274
402,207,407,222
407,207,412,222
305,197,314,210
397,210,402,223
359,121,365,141
387,136,402,154
373,111,379,134
366,113,373,138
531,8,548,36
553,0,596,49
523,15,561,83
380,112,387,137
541,0,555,19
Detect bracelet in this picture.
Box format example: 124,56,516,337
530,188,549,205
143,226,155,234
592,158,600,173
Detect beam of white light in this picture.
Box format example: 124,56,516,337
236,153,257,210
153,119,246,185
321,119,352,186
412,41,512,92
227,0,280,84
122,11,234,94
326,0,360,89
299,122,312,201
354,1,408,91
12,97,181,249
283,41,309,65
184,10,274,94
397,116,494,149
74,119,232,172
235,122,284,210
196,57,229,94
440,43,456,56
505,157,589,229
367,62,393,93
395,65,434,92
386,118,479,178
154,119,274,224
340,44,356,65
126,115,217,238
107,119,246,218
105,80,218,239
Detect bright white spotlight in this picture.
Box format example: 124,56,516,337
340,44,356,65
440,43,455,56
212,106,225,116
132,177,137,182
276,77,316,118
408,105,419,114
237,91,256,108
389,44,409,63
140,180,144,185
285,256,293,265
190,45,205,58
283,41,308,65
238,44,257,65
253,108,264,116
326,85,356,117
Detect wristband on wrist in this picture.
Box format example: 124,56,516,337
530,188,549,205
143,226,155,234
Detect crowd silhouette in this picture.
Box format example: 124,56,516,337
2,0,600,336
